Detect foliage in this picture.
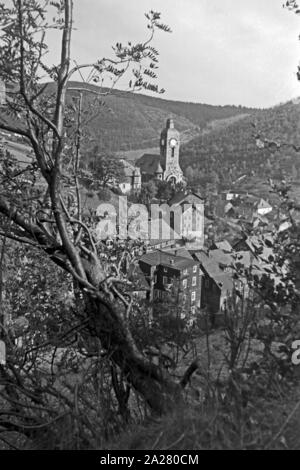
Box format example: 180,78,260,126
180,101,300,192
86,146,125,189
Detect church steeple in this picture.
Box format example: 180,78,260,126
160,118,183,184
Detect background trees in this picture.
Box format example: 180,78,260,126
86,146,124,189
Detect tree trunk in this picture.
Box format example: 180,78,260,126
85,294,182,415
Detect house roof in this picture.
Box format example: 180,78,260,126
193,250,234,292
193,251,223,277
214,240,233,252
257,199,272,210
139,250,196,271
225,203,235,214
163,247,194,259
233,235,276,265
212,274,234,293
209,249,233,268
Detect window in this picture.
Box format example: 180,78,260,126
191,306,196,315
164,268,168,273
183,269,188,276
193,265,197,273
191,291,196,302
154,275,157,284
163,276,168,286
192,276,197,287
183,279,187,289
205,279,210,288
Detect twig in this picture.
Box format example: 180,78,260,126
265,400,300,449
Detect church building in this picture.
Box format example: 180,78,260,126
136,118,184,185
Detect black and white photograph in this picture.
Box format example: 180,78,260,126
0,0,300,454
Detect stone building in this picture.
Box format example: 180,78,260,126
136,118,184,185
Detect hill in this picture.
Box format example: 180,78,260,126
46,81,255,152
180,99,300,192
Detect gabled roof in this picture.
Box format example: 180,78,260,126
257,199,272,210
139,250,196,271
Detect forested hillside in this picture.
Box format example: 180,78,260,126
181,100,300,189
0,81,255,153
55,82,255,152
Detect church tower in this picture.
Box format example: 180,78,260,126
160,118,183,184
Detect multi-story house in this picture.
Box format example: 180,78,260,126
138,248,202,317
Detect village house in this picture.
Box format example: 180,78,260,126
138,248,202,316
192,245,254,323
192,250,234,322
256,198,273,216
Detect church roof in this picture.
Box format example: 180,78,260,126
136,154,164,175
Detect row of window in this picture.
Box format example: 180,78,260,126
155,276,198,288
183,277,197,288
163,265,198,275
154,289,196,303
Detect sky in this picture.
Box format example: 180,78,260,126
46,0,300,108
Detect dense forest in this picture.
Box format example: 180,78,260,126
180,100,300,190
47,81,255,152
